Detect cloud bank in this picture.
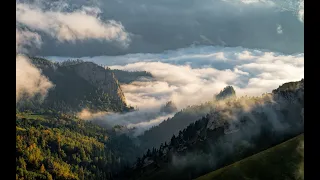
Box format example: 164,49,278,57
54,46,303,135
16,2,130,47
57,46,303,110
78,108,176,136
22,0,303,57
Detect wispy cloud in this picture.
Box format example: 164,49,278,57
16,55,54,103
277,24,283,34
78,108,176,136
16,28,42,54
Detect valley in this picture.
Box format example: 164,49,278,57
16,58,304,180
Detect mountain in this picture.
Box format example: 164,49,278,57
160,101,178,114
17,58,133,113
121,79,304,180
196,134,304,180
111,69,153,84
215,86,236,100
138,86,237,150
138,102,215,150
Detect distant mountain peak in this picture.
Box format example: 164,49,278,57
215,86,236,100
272,79,304,93
160,101,178,113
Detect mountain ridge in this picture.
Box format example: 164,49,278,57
18,57,146,113
121,79,304,180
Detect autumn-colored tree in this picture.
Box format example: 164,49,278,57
40,164,46,173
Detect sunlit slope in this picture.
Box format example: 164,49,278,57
196,134,304,180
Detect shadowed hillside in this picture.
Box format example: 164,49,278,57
17,58,133,113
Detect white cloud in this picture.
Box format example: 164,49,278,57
16,2,130,46
16,55,54,103
127,113,175,136
223,0,275,6
277,24,283,34
82,107,176,136
16,28,42,53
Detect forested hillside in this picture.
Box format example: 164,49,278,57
16,112,142,180
138,85,237,150
17,58,153,114
121,79,304,180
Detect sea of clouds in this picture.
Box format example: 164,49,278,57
47,46,304,110
46,45,304,135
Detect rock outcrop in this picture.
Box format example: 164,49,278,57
215,86,236,100
160,101,178,114
72,62,127,108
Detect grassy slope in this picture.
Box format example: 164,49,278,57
196,134,304,180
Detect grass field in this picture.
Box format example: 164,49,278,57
195,134,304,180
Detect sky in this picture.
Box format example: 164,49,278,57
17,0,304,57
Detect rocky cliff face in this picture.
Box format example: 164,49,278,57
215,86,236,100
72,62,127,108
18,58,130,113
